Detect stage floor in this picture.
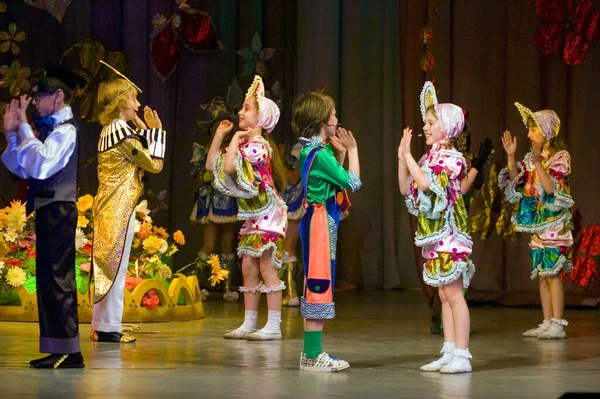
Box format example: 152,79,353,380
1,290,599,398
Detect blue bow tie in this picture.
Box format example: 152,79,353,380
32,114,56,142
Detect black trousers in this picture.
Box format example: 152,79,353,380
35,201,80,354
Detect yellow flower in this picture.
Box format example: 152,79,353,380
0,23,26,55
9,199,26,212
153,226,169,239
76,194,94,214
6,266,27,287
0,60,30,97
132,238,141,249
209,269,229,287
166,244,178,257
5,207,26,232
4,229,17,243
142,235,163,254
77,216,89,228
206,254,221,273
173,230,185,246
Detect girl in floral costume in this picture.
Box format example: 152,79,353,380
398,82,475,374
499,103,574,339
208,76,288,341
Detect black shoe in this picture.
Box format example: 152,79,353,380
29,354,56,367
32,352,85,369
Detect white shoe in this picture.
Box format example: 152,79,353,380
299,352,350,372
246,329,282,341
420,342,456,372
223,327,255,340
439,348,472,374
522,320,550,337
223,291,240,302
286,297,300,307
537,318,567,340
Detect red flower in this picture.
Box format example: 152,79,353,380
125,275,142,290
534,0,599,65
80,240,93,255
6,258,22,267
141,289,160,310
26,247,36,259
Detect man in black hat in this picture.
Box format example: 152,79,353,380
2,66,86,368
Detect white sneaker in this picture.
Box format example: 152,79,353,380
223,327,256,340
246,329,282,341
299,352,350,372
439,348,472,374
420,342,456,372
537,318,567,340
522,320,550,337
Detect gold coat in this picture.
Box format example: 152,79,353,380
92,120,166,302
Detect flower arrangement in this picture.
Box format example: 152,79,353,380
0,195,186,309
0,200,36,305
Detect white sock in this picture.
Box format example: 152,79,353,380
238,310,258,332
259,310,281,334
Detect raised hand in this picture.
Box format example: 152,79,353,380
401,127,413,158
234,128,251,140
143,106,162,129
215,120,234,137
18,95,32,125
530,142,542,165
502,130,517,157
398,135,406,161
132,113,147,130
329,135,346,154
336,127,357,150
3,99,20,133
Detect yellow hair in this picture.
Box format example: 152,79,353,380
97,78,139,126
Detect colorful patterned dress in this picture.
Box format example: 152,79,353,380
212,135,287,267
298,136,362,319
405,143,476,288
499,149,574,278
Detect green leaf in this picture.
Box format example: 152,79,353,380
24,275,36,294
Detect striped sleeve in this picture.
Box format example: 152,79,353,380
138,128,166,159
